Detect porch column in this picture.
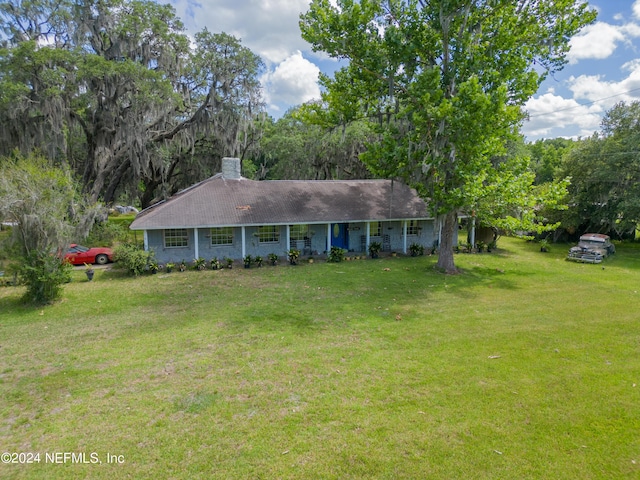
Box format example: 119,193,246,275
366,221,371,252
326,223,331,252
286,225,291,252
143,230,148,251
403,220,408,254
241,226,246,258
194,228,199,259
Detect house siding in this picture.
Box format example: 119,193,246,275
147,229,195,264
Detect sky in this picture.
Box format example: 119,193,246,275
167,0,640,142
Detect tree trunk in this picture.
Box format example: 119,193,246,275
436,210,459,274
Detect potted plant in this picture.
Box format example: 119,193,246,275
148,259,159,274
166,262,175,273
287,249,300,265
477,241,486,253
409,243,424,257
84,263,95,281
243,254,253,269
255,255,263,267
327,246,346,263
193,257,206,270
179,260,187,272
268,253,278,266
368,241,382,259
224,257,234,269
210,257,221,270
539,239,550,252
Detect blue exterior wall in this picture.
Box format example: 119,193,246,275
147,229,195,264
145,219,454,265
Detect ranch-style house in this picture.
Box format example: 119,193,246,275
129,158,456,264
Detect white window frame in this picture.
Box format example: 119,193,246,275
257,225,280,243
164,228,188,248
210,227,234,246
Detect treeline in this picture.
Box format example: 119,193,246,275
526,101,640,240
1,0,637,240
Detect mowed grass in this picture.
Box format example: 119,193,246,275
0,237,639,479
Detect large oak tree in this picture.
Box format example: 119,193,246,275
0,0,264,207
300,0,595,272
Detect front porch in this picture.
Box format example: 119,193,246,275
143,218,447,265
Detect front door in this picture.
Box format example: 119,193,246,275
332,223,349,250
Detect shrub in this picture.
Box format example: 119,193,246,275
327,246,346,263
287,249,300,265
409,243,424,257
114,243,153,276
368,241,382,258
18,251,72,305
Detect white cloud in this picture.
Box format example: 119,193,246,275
568,22,626,64
523,59,640,141
633,0,640,18
568,60,640,105
261,51,321,112
170,0,312,64
523,91,602,139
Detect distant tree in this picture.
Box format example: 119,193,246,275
301,0,595,272
558,102,640,237
527,138,576,184
0,152,98,304
256,106,376,180
471,137,570,240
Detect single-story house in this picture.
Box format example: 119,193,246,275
129,158,454,263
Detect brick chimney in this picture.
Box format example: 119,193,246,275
221,157,242,179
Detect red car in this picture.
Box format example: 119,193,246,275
64,244,113,265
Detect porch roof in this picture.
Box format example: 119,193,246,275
130,174,433,230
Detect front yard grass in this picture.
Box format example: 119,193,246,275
0,237,639,479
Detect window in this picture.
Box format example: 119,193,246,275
407,220,419,236
370,221,382,237
290,224,309,241
164,228,188,248
210,227,233,245
257,225,279,243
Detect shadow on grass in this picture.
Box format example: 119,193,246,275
609,243,640,270
0,288,28,317
0,245,532,336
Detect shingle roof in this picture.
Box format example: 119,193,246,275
130,174,432,230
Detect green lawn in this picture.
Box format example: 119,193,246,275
1,238,639,479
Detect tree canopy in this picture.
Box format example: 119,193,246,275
254,106,377,181
300,0,595,272
0,0,264,207
556,102,640,238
